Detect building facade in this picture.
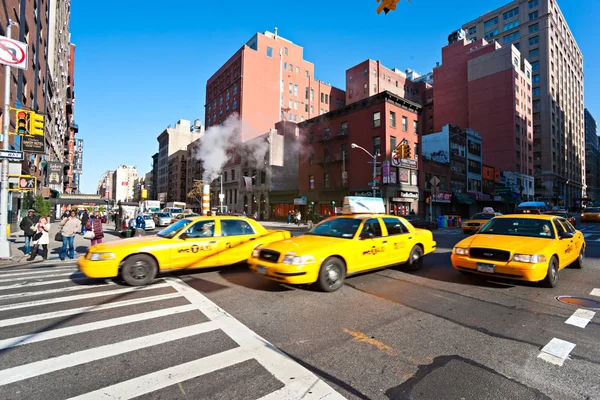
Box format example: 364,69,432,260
111,165,139,203
156,120,203,203
150,152,158,201
433,37,534,200
167,150,187,203
298,91,422,216
462,0,585,207
585,109,599,203
96,170,114,201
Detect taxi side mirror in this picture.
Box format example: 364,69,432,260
180,233,189,240
359,232,374,240
559,231,574,240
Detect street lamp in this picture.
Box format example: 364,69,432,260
350,143,380,197
564,179,570,209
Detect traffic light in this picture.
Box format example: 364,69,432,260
376,0,400,14
30,112,44,136
405,143,412,159
16,110,28,135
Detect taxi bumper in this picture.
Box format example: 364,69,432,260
248,257,319,285
461,225,480,233
78,256,120,279
450,254,547,282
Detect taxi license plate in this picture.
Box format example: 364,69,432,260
477,263,495,273
256,265,267,275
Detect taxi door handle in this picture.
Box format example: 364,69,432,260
383,241,388,244
208,241,217,244
249,238,256,241
408,236,413,240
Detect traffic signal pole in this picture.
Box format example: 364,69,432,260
0,20,15,258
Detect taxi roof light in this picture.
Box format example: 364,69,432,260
342,196,386,215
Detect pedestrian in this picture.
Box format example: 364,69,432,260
134,212,146,237
19,209,38,256
59,210,81,261
80,209,89,234
86,211,105,246
296,211,302,226
287,210,291,224
27,216,50,261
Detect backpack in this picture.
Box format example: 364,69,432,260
136,215,144,226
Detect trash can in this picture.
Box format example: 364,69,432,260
447,216,453,227
121,228,133,238
437,216,445,229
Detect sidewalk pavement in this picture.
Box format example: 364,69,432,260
0,223,122,268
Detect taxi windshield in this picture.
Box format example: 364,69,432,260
305,218,362,239
478,218,555,239
583,207,600,213
156,219,191,238
471,213,495,220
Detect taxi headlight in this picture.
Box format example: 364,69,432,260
513,254,547,263
282,255,315,265
453,247,469,256
252,249,260,258
89,252,116,261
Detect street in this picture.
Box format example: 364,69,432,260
0,223,599,399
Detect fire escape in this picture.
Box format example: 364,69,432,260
318,124,349,192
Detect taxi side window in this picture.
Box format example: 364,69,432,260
360,218,383,238
221,220,255,236
382,217,409,235
553,219,566,237
186,220,215,238
558,218,576,233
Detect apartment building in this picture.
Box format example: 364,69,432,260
167,150,187,203
433,37,534,200
462,0,584,207
584,109,599,203
111,165,139,203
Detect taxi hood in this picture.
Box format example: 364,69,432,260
259,234,346,254
89,235,166,252
461,234,553,254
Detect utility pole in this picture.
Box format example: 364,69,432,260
219,174,224,213
350,143,380,198
0,20,18,258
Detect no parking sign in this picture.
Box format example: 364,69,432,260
0,36,28,70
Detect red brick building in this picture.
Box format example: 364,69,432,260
433,38,534,199
298,91,422,217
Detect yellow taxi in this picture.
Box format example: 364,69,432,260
461,211,503,234
580,207,600,223
78,216,291,286
451,214,585,287
247,197,436,292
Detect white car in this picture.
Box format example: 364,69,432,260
143,214,155,230
153,212,172,227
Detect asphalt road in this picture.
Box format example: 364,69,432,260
0,222,598,399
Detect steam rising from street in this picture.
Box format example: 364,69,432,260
196,114,241,182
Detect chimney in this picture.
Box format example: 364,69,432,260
274,27,278,40
436,62,440,67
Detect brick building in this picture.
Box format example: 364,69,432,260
298,91,421,217
167,150,187,203
433,37,534,200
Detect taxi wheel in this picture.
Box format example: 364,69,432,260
573,248,584,269
541,257,558,288
406,246,424,271
315,257,346,292
121,255,158,286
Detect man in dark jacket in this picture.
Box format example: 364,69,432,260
19,209,38,256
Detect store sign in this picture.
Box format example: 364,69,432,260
293,196,307,205
471,192,491,201
400,159,417,169
352,191,382,198
432,192,452,203
47,162,63,185
22,135,44,154
397,191,419,200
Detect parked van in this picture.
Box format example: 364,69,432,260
513,201,550,214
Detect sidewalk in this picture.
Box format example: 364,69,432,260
0,223,122,267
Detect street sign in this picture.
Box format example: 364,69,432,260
430,176,440,187
0,36,28,70
8,174,35,191
0,150,24,161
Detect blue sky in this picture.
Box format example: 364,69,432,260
71,0,599,193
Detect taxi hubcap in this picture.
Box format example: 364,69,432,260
325,265,340,286
132,261,148,280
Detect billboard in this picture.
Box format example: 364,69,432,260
422,130,450,164
47,162,63,185
73,139,83,174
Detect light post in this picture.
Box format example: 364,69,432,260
564,179,570,209
350,143,380,197
219,174,224,213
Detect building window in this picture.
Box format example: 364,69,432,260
529,48,539,58
503,7,519,20
468,26,476,34
528,0,538,9
308,152,314,166
484,16,498,29
389,111,396,127
284,62,288,70
513,57,519,67
363,83,368,94
504,31,520,43
529,11,538,20
324,173,330,189
284,47,288,55
308,132,314,144
372,137,381,155
390,136,396,153
531,61,539,71
320,93,324,103
288,82,292,94
341,122,348,136
402,116,408,131
373,112,381,128
233,85,238,94
503,20,519,32
529,36,539,46
309,175,315,190
532,74,540,83
294,84,298,96
310,89,314,101
296,67,299,74
289,64,293,72
532,87,540,96
529,23,539,33
468,141,481,157
413,120,418,134
468,160,482,175
468,178,482,192
266,47,273,57
305,87,308,99
305,70,309,78
305,104,308,112
484,28,498,39
325,94,329,104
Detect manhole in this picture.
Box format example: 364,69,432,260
556,296,600,310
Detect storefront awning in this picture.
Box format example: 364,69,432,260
453,193,474,205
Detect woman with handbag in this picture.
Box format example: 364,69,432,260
27,216,50,261
85,212,104,245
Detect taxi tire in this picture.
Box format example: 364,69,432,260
405,246,424,272
121,255,158,286
572,248,584,269
315,257,346,292
541,257,558,288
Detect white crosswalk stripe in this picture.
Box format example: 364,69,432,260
0,264,343,399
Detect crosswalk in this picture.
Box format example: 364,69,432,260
0,263,344,399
